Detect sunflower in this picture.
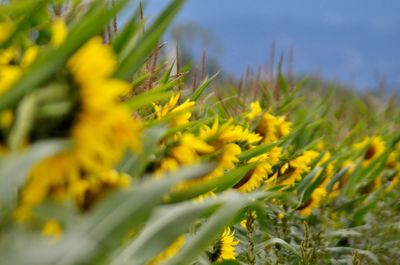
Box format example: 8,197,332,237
153,93,195,126
166,133,214,166
153,93,180,118
354,136,385,165
199,117,261,146
256,112,291,143
15,36,142,220
235,164,271,192
246,101,262,120
67,37,142,171
235,147,282,192
209,227,239,262
162,118,247,179
298,187,327,216
277,150,319,187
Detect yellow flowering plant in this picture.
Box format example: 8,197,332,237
0,1,400,265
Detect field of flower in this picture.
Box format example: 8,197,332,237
0,1,399,265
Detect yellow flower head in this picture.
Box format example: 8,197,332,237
68,37,117,84
199,117,219,140
68,37,142,172
181,133,215,154
100,170,131,188
18,153,75,212
79,79,130,112
170,99,195,126
0,47,18,65
236,163,270,192
277,212,285,219
51,18,68,46
386,151,398,169
246,101,262,120
157,133,215,176
211,227,239,262
200,118,261,145
0,45,38,94
168,133,213,165
219,143,241,170
342,159,355,174
20,45,39,68
171,145,200,165
156,157,180,175
237,147,282,192
290,150,319,169
153,93,180,118
257,112,291,143
153,94,195,126
0,63,21,94
385,174,399,192
269,147,283,165
298,187,326,216
219,123,261,145
354,136,385,164
73,106,142,172
276,116,291,138
240,211,257,228
16,37,141,217
364,136,385,162
278,150,319,187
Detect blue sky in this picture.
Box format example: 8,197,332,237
137,0,400,91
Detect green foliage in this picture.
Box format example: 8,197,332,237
0,1,399,265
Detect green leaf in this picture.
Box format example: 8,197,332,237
278,72,288,94
238,142,279,162
165,117,213,137
8,92,38,150
326,167,348,192
352,199,377,226
160,61,176,84
112,200,221,265
112,11,142,55
0,0,38,17
125,81,177,109
296,166,322,202
190,72,219,101
167,163,255,203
